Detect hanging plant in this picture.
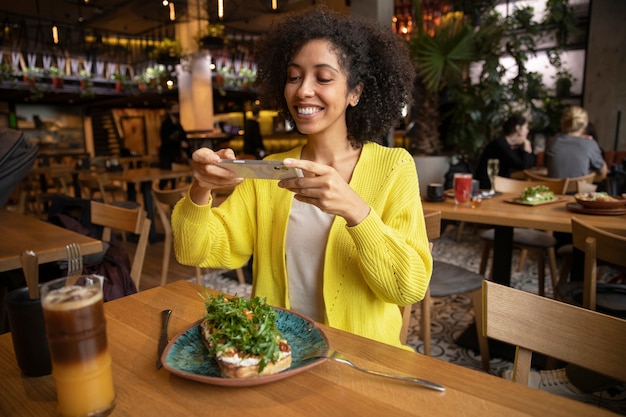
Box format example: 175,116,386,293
149,38,184,64
195,22,227,50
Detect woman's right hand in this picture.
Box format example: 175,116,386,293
189,147,243,205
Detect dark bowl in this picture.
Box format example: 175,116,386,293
574,194,626,209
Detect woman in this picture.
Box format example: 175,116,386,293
545,106,607,180
477,115,535,189
172,7,432,349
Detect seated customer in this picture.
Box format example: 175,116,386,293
477,115,535,189
545,106,608,180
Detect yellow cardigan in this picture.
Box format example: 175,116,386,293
172,142,432,349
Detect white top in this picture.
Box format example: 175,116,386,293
285,198,334,323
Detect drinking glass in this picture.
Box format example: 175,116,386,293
487,159,500,194
40,275,115,417
453,173,473,205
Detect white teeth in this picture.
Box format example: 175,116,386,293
297,107,319,115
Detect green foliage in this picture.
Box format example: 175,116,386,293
407,0,579,159
48,66,65,76
149,38,183,60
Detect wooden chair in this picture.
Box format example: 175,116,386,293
17,169,72,217
90,200,151,289
152,183,245,286
401,211,490,370
479,176,566,296
482,280,626,385
555,217,626,313
78,171,127,205
522,169,595,194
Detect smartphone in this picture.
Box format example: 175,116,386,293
216,159,303,180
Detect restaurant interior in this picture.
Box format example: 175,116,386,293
1,0,626,415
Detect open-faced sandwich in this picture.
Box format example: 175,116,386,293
199,293,292,378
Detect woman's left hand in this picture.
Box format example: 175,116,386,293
278,158,370,226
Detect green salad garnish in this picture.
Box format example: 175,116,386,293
200,291,283,372
518,185,555,203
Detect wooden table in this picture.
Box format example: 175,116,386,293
422,194,626,285
0,280,616,417
0,210,103,273
107,167,191,241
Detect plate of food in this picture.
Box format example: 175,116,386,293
161,293,329,387
505,185,563,206
574,192,626,209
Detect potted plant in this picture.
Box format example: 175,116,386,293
111,72,127,92
144,64,169,88
238,67,256,89
22,66,42,87
134,74,148,92
48,66,65,88
78,69,94,97
195,22,226,50
0,63,15,83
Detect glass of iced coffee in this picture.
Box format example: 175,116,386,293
40,275,115,417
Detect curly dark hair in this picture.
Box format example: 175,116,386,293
502,114,527,136
255,6,416,144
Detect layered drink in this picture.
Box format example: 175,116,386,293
41,277,115,417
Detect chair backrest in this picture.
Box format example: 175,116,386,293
493,175,566,195
399,211,441,345
89,200,151,288
78,172,110,203
571,217,626,310
151,183,189,237
482,280,626,385
522,169,595,194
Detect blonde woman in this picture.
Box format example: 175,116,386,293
545,106,607,180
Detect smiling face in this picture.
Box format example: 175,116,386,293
284,39,361,140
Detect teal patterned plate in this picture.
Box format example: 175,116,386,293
161,308,329,387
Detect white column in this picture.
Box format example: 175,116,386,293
350,0,394,31
175,0,215,133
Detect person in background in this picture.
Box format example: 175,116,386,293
172,6,432,350
477,114,535,189
545,106,608,180
159,101,189,189
243,105,266,159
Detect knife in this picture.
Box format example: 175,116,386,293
156,309,172,370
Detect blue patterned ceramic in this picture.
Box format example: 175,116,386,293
162,308,329,387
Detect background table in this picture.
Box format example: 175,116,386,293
0,210,103,273
0,280,617,416
422,194,626,285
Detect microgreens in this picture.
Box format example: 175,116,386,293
200,291,283,373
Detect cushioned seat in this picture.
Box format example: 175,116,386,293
427,260,490,371
480,228,557,248
431,260,485,296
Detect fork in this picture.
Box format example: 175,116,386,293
301,348,445,392
65,243,83,283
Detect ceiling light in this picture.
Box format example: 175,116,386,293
52,25,59,44
218,0,224,19
169,3,175,20
271,0,277,10
162,0,168,6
